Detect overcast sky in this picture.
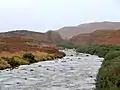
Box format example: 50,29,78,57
0,0,120,32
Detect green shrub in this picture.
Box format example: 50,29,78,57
13,56,29,65
2,56,29,68
3,57,19,67
77,44,111,57
105,50,120,60
57,42,77,49
96,56,120,89
23,53,36,63
94,47,108,57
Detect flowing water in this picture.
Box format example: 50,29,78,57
0,49,103,90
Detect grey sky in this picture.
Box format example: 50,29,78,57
0,0,120,32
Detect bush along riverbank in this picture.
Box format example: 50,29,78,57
56,42,77,49
0,51,66,70
76,44,120,90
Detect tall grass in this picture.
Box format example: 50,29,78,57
0,51,65,70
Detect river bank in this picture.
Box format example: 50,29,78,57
0,49,102,90
0,47,65,70
77,44,120,90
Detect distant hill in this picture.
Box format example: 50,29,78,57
57,21,120,39
0,30,63,44
0,30,64,53
70,29,120,45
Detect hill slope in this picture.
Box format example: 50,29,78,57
57,21,120,39
70,29,120,45
0,30,63,44
0,30,64,53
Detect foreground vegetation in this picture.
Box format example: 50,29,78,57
76,44,120,90
0,51,65,70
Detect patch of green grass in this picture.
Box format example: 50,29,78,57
57,42,77,49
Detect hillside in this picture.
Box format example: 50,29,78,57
57,21,120,39
0,30,65,53
0,30,66,70
70,29,120,45
0,30,63,44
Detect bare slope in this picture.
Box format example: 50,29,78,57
57,21,120,39
71,29,120,45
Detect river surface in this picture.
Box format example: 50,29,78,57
0,49,103,90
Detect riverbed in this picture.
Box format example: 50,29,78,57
0,49,103,90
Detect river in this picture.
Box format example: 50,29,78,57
0,49,103,90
